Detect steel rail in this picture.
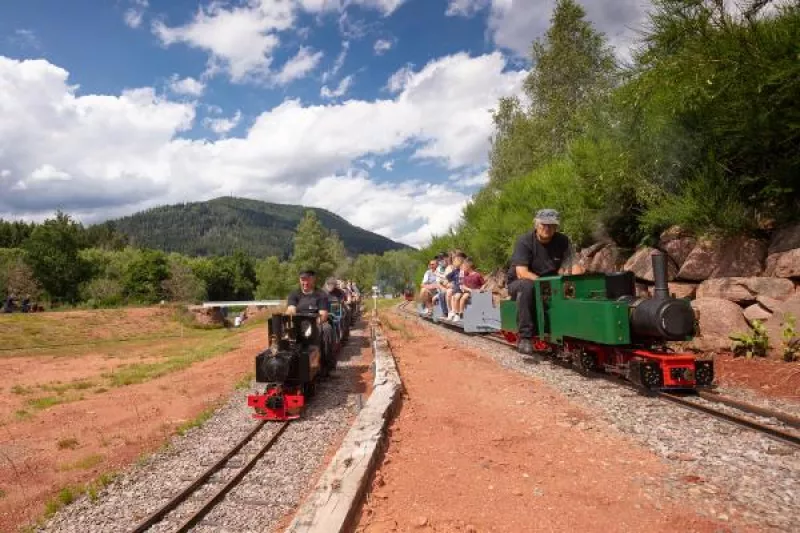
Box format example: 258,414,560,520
172,421,290,532
129,420,289,533
129,420,267,533
658,392,800,448
697,390,800,430
395,303,800,448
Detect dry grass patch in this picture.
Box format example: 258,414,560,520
57,438,79,450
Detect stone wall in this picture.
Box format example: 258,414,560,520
578,222,800,356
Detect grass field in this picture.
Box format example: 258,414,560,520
0,305,269,532
0,306,265,425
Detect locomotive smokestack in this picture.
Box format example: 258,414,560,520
651,250,669,300
270,315,283,341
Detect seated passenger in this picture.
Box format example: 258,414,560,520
454,257,484,319
287,269,336,373
324,277,350,330
419,259,439,316
433,253,451,315
446,252,466,320
507,209,585,355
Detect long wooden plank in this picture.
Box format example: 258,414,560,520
285,320,401,533
201,300,284,308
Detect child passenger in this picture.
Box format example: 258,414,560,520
445,252,467,321
455,257,485,317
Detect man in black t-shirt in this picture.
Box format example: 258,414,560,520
287,271,330,321
287,269,336,373
507,209,584,355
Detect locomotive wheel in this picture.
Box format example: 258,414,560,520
574,351,597,375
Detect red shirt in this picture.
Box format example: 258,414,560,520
462,271,484,290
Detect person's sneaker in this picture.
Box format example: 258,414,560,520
517,338,534,355
451,314,460,322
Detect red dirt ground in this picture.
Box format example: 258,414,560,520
354,313,749,533
713,353,800,401
0,308,267,532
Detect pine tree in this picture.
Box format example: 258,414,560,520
488,0,616,188
526,0,616,152
291,211,336,283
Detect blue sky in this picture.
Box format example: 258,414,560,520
0,0,650,247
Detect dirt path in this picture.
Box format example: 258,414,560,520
0,326,264,532
354,314,742,533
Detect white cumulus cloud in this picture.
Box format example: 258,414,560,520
448,0,650,62
373,38,394,55
124,0,149,29
0,52,525,247
152,0,295,82
203,110,243,135
151,0,408,84
168,75,206,96
321,75,354,99
298,0,407,16
273,46,324,86
322,40,349,83
446,0,490,17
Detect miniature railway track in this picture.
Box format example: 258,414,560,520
129,420,290,533
396,302,800,448
656,392,800,447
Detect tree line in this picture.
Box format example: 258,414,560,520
0,211,419,308
421,0,800,270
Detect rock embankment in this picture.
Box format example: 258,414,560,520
579,222,800,356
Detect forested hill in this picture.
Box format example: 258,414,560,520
102,197,410,258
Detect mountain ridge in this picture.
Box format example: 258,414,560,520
102,196,410,258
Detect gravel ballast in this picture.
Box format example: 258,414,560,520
38,324,372,533
397,309,799,533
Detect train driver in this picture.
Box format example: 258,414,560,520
507,209,585,355
287,269,336,371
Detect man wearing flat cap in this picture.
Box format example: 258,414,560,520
287,269,336,373
507,209,585,355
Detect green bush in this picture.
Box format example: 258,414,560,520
730,320,770,359
80,278,124,308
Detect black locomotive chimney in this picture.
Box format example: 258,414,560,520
651,250,669,300
269,315,283,341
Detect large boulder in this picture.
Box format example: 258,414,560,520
677,238,719,281
481,268,509,306
637,282,698,299
743,303,772,324
589,244,622,273
689,297,751,351
756,295,784,312
624,247,677,282
764,249,800,279
768,222,800,254
695,277,795,305
668,282,698,300
659,226,697,268
678,236,767,281
762,294,800,357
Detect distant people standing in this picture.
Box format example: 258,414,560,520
21,295,31,313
